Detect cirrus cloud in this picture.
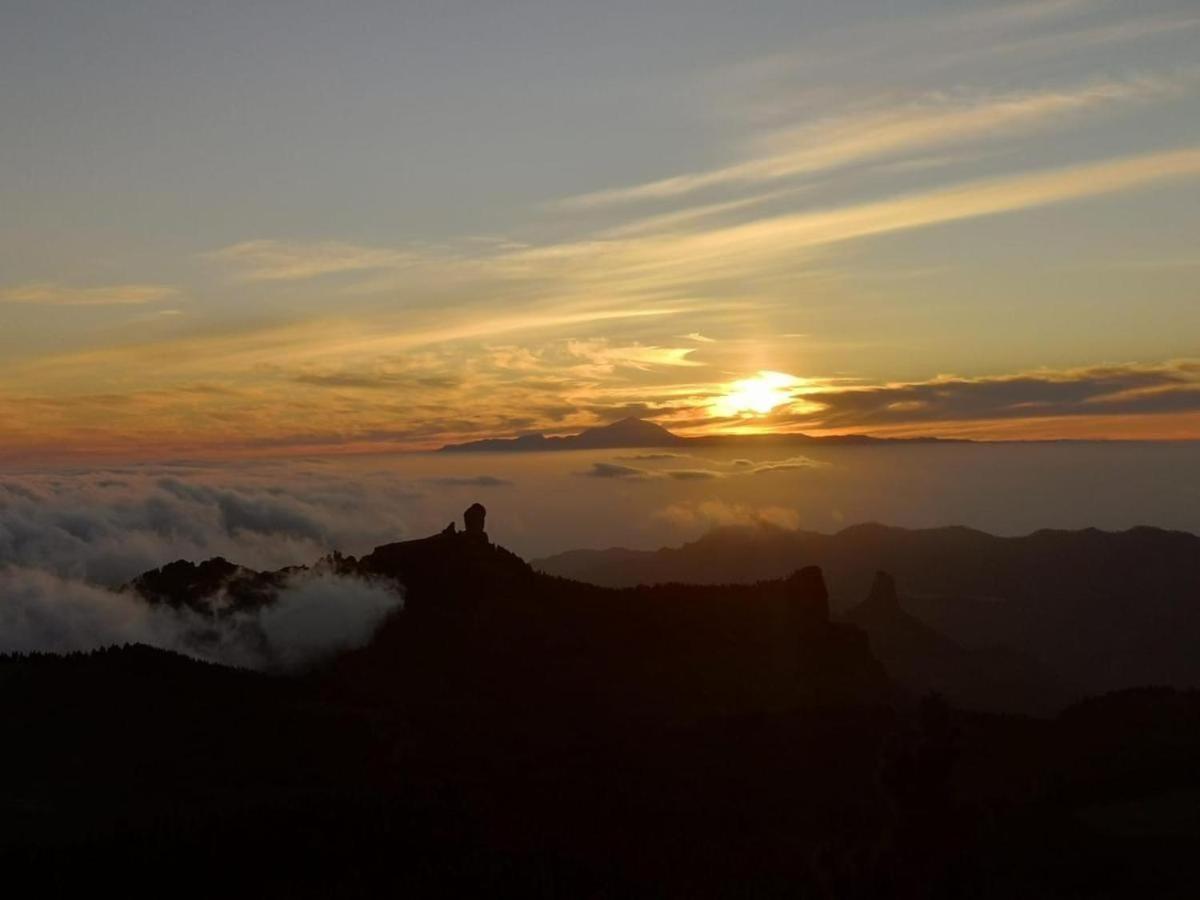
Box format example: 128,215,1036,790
782,360,1200,432
0,282,178,306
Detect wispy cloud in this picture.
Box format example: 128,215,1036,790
666,468,724,481
0,282,178,306
425,475,514,488
579,454,823,484
934,12,1200,74
780,360,1200,432
565,339,701,372
655,500,802,532
580,462,651,479
514,147,1200,303
208,239,438,282
560,75,1186,208
6,4,1200,458
749,456,827,474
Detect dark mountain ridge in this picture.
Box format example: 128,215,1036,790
127,505,892,719
843,571,1065,714
535,522,1200,699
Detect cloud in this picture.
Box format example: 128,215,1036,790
932,11,1200,75
784,360,1200,431
559,76,1185,208
580,462,651,479
207,240,436,282
0,568,164,653
655,500,802,532
0,463,423,668
616,452,691,461
254,572,402,669
487,147,1200,316
0,282,178,306
666,469,724,481
426,475,514,488
0,566,401,671
581,456,816,483
749,456,827,474
0,465,424,585
565,339,701,371
580,462,725,481
6,6,1200,461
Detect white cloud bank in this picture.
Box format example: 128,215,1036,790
0,566,402,671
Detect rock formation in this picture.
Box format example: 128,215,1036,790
862,570,900,613
464,502,487,537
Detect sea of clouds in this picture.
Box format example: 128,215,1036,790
0,461,424,667
0,461,429,583
0,565,402,669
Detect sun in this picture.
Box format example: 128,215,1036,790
712,371,801,418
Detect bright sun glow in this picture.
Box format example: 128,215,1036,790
711,371,801,417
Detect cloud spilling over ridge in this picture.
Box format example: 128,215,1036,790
254,572,402,669
0,567,402,670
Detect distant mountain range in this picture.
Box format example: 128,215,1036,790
843,570,1064,714
439,416,962,452
534,522,1200,700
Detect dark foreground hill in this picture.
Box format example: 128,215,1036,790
4,507,1200,897
535,523,1200,701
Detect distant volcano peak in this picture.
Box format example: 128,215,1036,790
589,416,676,437
440,416,683,452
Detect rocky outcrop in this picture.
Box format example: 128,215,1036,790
863,570,900,613
844,571,1063,714
463,502,487,536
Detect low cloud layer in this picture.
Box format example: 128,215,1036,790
579,455,824,481
655,500,803,532
581,462,652,480
0,566,402,671
0,463,424,585
0,462,433,666
784,361,1200,432
425,475,514,488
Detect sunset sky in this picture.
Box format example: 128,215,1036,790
3,0,1199,459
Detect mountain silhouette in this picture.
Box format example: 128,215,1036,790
126,504,891,718
440,416,685,452
843,571,1063,713
535,522,1200,700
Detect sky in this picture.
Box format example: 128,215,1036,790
3,0,1200,459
